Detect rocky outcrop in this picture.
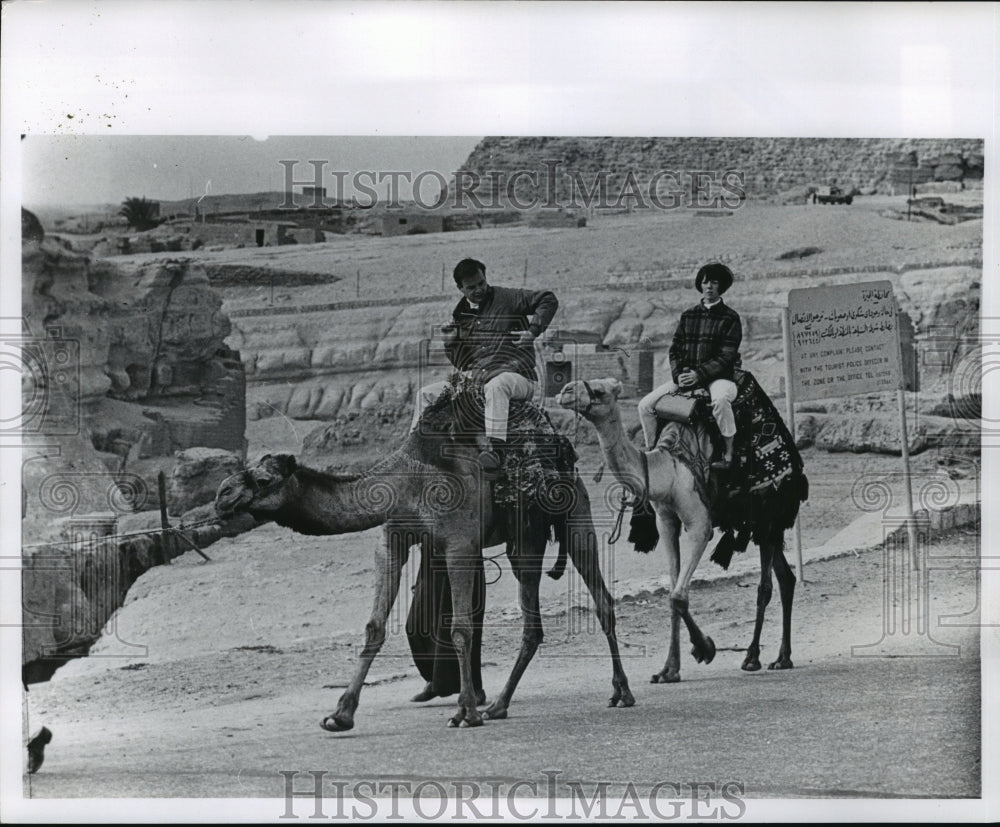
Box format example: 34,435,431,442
167,448,243,516
230,262,978,430
21,212,247,674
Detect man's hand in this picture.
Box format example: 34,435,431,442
511,329,537,346
677,368,699,388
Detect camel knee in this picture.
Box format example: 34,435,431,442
359,620,387,659
363,619,387,649
522,627,544,647
756,582,773,608
450,621,474,654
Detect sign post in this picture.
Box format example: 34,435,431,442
785,280,917,572
781,307,806,582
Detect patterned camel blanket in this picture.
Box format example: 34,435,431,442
731,369,804,493
418,373,578,509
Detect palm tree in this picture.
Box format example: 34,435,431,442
118,197,161,231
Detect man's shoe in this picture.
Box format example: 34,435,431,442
477,449,502,477
411,683,451,702
27,726,51,774
478,438,509,477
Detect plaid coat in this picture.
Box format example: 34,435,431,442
668,299,743,385
444,285,558,381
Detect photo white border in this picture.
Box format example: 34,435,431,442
2,1,997,822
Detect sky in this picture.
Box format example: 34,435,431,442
21,135,484,207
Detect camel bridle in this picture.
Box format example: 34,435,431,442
245,468,286,499
579,379,597,417
569,380,650,545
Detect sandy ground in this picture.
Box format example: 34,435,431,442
104,196,984,310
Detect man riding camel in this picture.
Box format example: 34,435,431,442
410,257,559,474
637,262,742,470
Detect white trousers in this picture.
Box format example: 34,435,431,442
411,372,537,442
637,377,737,449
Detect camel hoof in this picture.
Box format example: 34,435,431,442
768,657,794,670
484,705,508,720
617,691,636,708
651,671,680,684
741,658,762,672
461,714,484,728
692,636,716,665
320,714,354,732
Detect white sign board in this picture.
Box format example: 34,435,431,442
787,281,901,402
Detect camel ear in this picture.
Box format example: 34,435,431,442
609,378,623,398
272,454,298,477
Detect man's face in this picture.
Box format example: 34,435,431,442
458,270,489,304
701,278,722,301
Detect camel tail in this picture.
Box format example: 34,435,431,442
710,527,751,569
627,500,659,554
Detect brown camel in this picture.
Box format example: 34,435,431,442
557,377,806,680
214,404,634,731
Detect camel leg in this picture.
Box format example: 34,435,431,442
484,551,544,720
562,498,635,708
444,543,485,729
669,507,716,668
768,542,795,670
321,532,409,732
742,542,774,671
651,511,683,684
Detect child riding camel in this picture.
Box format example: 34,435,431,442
637,262,742,470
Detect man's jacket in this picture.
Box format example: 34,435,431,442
668,299,743,385
444,285,559,381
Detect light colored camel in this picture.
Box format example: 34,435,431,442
557,377,804,680
214,426,634,731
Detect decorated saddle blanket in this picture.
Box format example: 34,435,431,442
418,374,578,508
731,369,803,492
655,369,803,494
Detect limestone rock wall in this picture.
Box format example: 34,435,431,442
233,264,977,434
457,137,985,204
21,219,247,672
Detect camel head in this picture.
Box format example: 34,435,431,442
555,378,622,422
214,454,299,518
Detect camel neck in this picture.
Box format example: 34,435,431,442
592,407,646,494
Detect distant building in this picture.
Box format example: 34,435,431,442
376,213,444,237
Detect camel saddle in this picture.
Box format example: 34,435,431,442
634,370,807,565
652,391,702,426
418,376,579,509
649,370,803,492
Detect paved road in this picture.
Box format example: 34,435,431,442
13,533,989,821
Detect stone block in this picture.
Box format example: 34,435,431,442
167,447,243,517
